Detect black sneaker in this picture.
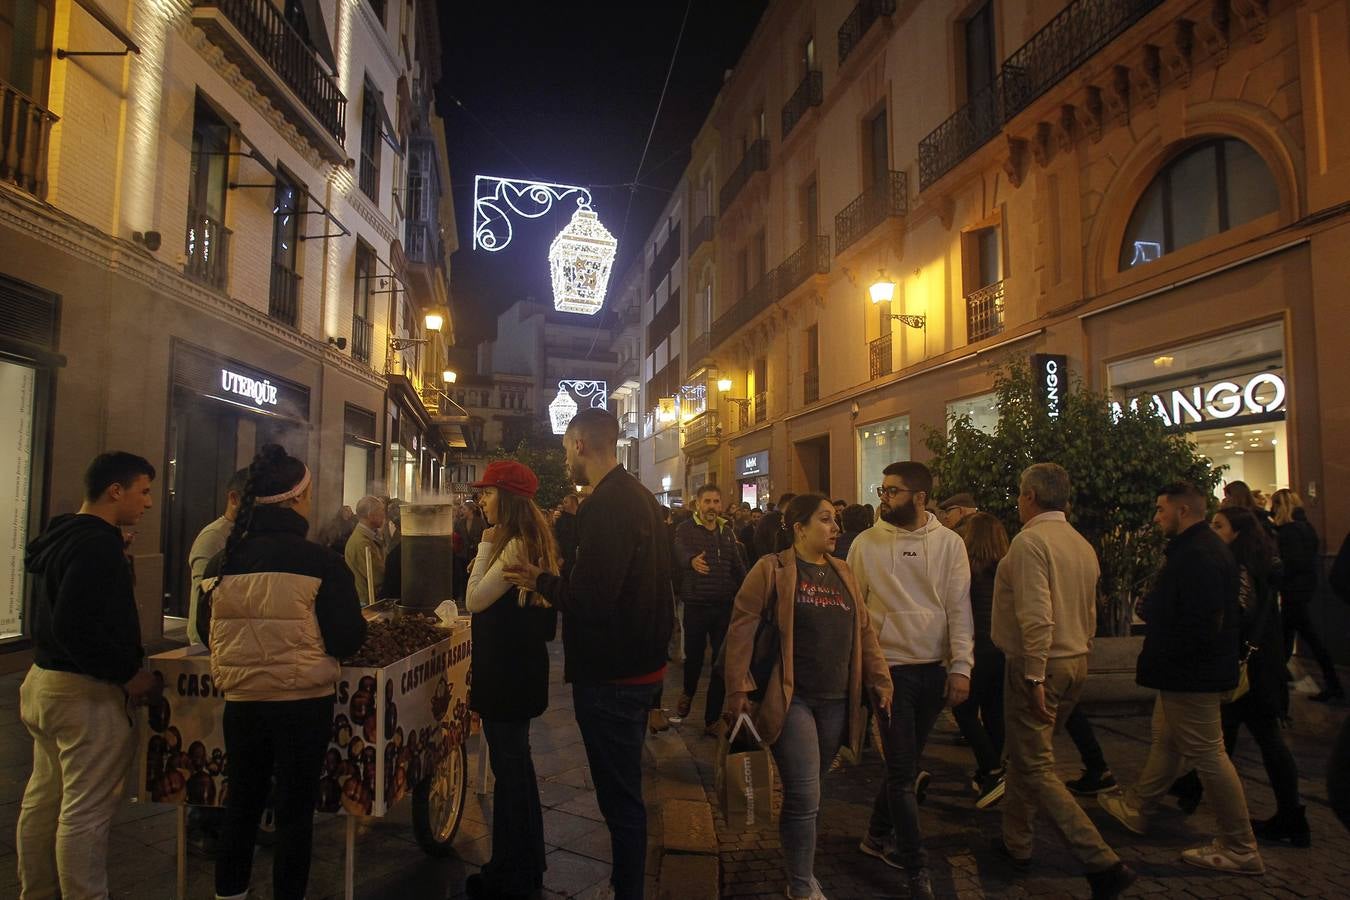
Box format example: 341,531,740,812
1085,862,1136,900
975,770,1006,809
858,832,903,870
906,868,935,900
914,769,931,805
1065,769,1117,796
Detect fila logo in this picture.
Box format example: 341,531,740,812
902,551,919,558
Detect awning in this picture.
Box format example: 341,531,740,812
297,0,337,73
62,0,141,57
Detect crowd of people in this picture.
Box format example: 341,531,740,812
14,412,1350,900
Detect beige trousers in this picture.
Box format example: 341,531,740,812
1128,691,1259,852
1002,654,1120,872
17,666,136,900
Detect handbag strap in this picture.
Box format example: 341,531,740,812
727,712,764,745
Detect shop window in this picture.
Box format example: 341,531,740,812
1119,138,1279,271
947,391,999,434
342,405,377,510
269,172,302,327
856,415,911,506
0,358,39,642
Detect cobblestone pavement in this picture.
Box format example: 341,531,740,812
3,641,1346,898
664,659,1350,900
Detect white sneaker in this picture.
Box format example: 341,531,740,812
785,877,827,899
1098,791,1148,836
1181,840,1265,875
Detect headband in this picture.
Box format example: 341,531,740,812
255,466,311,505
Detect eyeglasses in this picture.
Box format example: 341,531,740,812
876,486,916,499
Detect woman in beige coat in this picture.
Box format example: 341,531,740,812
723,493,892,900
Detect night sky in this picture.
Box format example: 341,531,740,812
437,0,768,352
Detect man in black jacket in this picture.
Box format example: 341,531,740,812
674,484,747,734
505,408,673,900
1100,482,1263,875
18,452,161,899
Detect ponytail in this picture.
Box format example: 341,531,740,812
219,444,307,574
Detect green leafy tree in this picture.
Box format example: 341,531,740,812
924,360,1222,635
490,421,573,509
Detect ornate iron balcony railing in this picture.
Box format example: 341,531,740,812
711,274,776,350
835,171,907,255
0,79,56,200
184,213,232,290
195,0,346,144
719,139,769,214
966,280,1006,343
351,313,374,364
268,263,300,327
838,0,896,67
689,215,716,253
918,0,1163,190
869,333,892,379
781,71,823,140
754,390,768,425
775,235,830,299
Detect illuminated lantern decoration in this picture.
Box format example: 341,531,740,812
548,207,617,315
549,389,579,435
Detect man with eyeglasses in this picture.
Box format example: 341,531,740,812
848,461,973,900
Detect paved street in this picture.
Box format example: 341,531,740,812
1,641,1346,898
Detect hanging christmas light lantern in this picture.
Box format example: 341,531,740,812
548,206,617,315
549,388,580,435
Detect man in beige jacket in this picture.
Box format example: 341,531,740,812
344,495,386,606
992,463,1134,899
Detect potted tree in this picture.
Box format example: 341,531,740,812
924,360,1221,703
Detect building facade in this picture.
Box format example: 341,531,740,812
639,0,1350,577
0,0,459,656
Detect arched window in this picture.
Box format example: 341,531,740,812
1119,138,1279,271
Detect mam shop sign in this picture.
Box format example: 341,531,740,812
1111,372,1286,427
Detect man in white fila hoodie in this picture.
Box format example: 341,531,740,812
848,461,973,900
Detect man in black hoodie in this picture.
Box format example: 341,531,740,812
504,408,673,900
19,451,159,900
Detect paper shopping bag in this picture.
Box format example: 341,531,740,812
715,713,778,827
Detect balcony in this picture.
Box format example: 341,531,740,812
804,368,819,404
687,331,711,365
1,79,57,200
352,313,373,364
775,235,830,299
869,333,892,379
835,171,907,255
781,71,823,140
621,411,640,440
917,0,1163,190
719,139,769,214
184,213,231,290
711,274,776,350
689,215,715,254
682,410,721,453
192,0,347,162
405,221,442,267
838,0,896,68
647,288,680,348
649,230,682,286
268,263,299,327
966,280,1006,343
754,390,768,425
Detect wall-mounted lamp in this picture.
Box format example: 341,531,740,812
870,269,925,329
442,370,457,384
717,377,733,393
424,313,444,332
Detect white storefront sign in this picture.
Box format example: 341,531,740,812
220,368,279,407
1111,372,1286,426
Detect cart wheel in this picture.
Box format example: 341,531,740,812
412,742,467,856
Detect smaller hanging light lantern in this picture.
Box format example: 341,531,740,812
549,388,579,435
548,206,618,315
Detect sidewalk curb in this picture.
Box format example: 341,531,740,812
645,713,722,898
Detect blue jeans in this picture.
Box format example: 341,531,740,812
573,681,662,900
482,718,545,894
770,695,847,899
868,663,947,871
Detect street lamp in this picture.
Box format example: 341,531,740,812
870,269,925,330
442,370,457,384
424,312,444,332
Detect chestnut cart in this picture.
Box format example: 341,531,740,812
135,619,473,900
